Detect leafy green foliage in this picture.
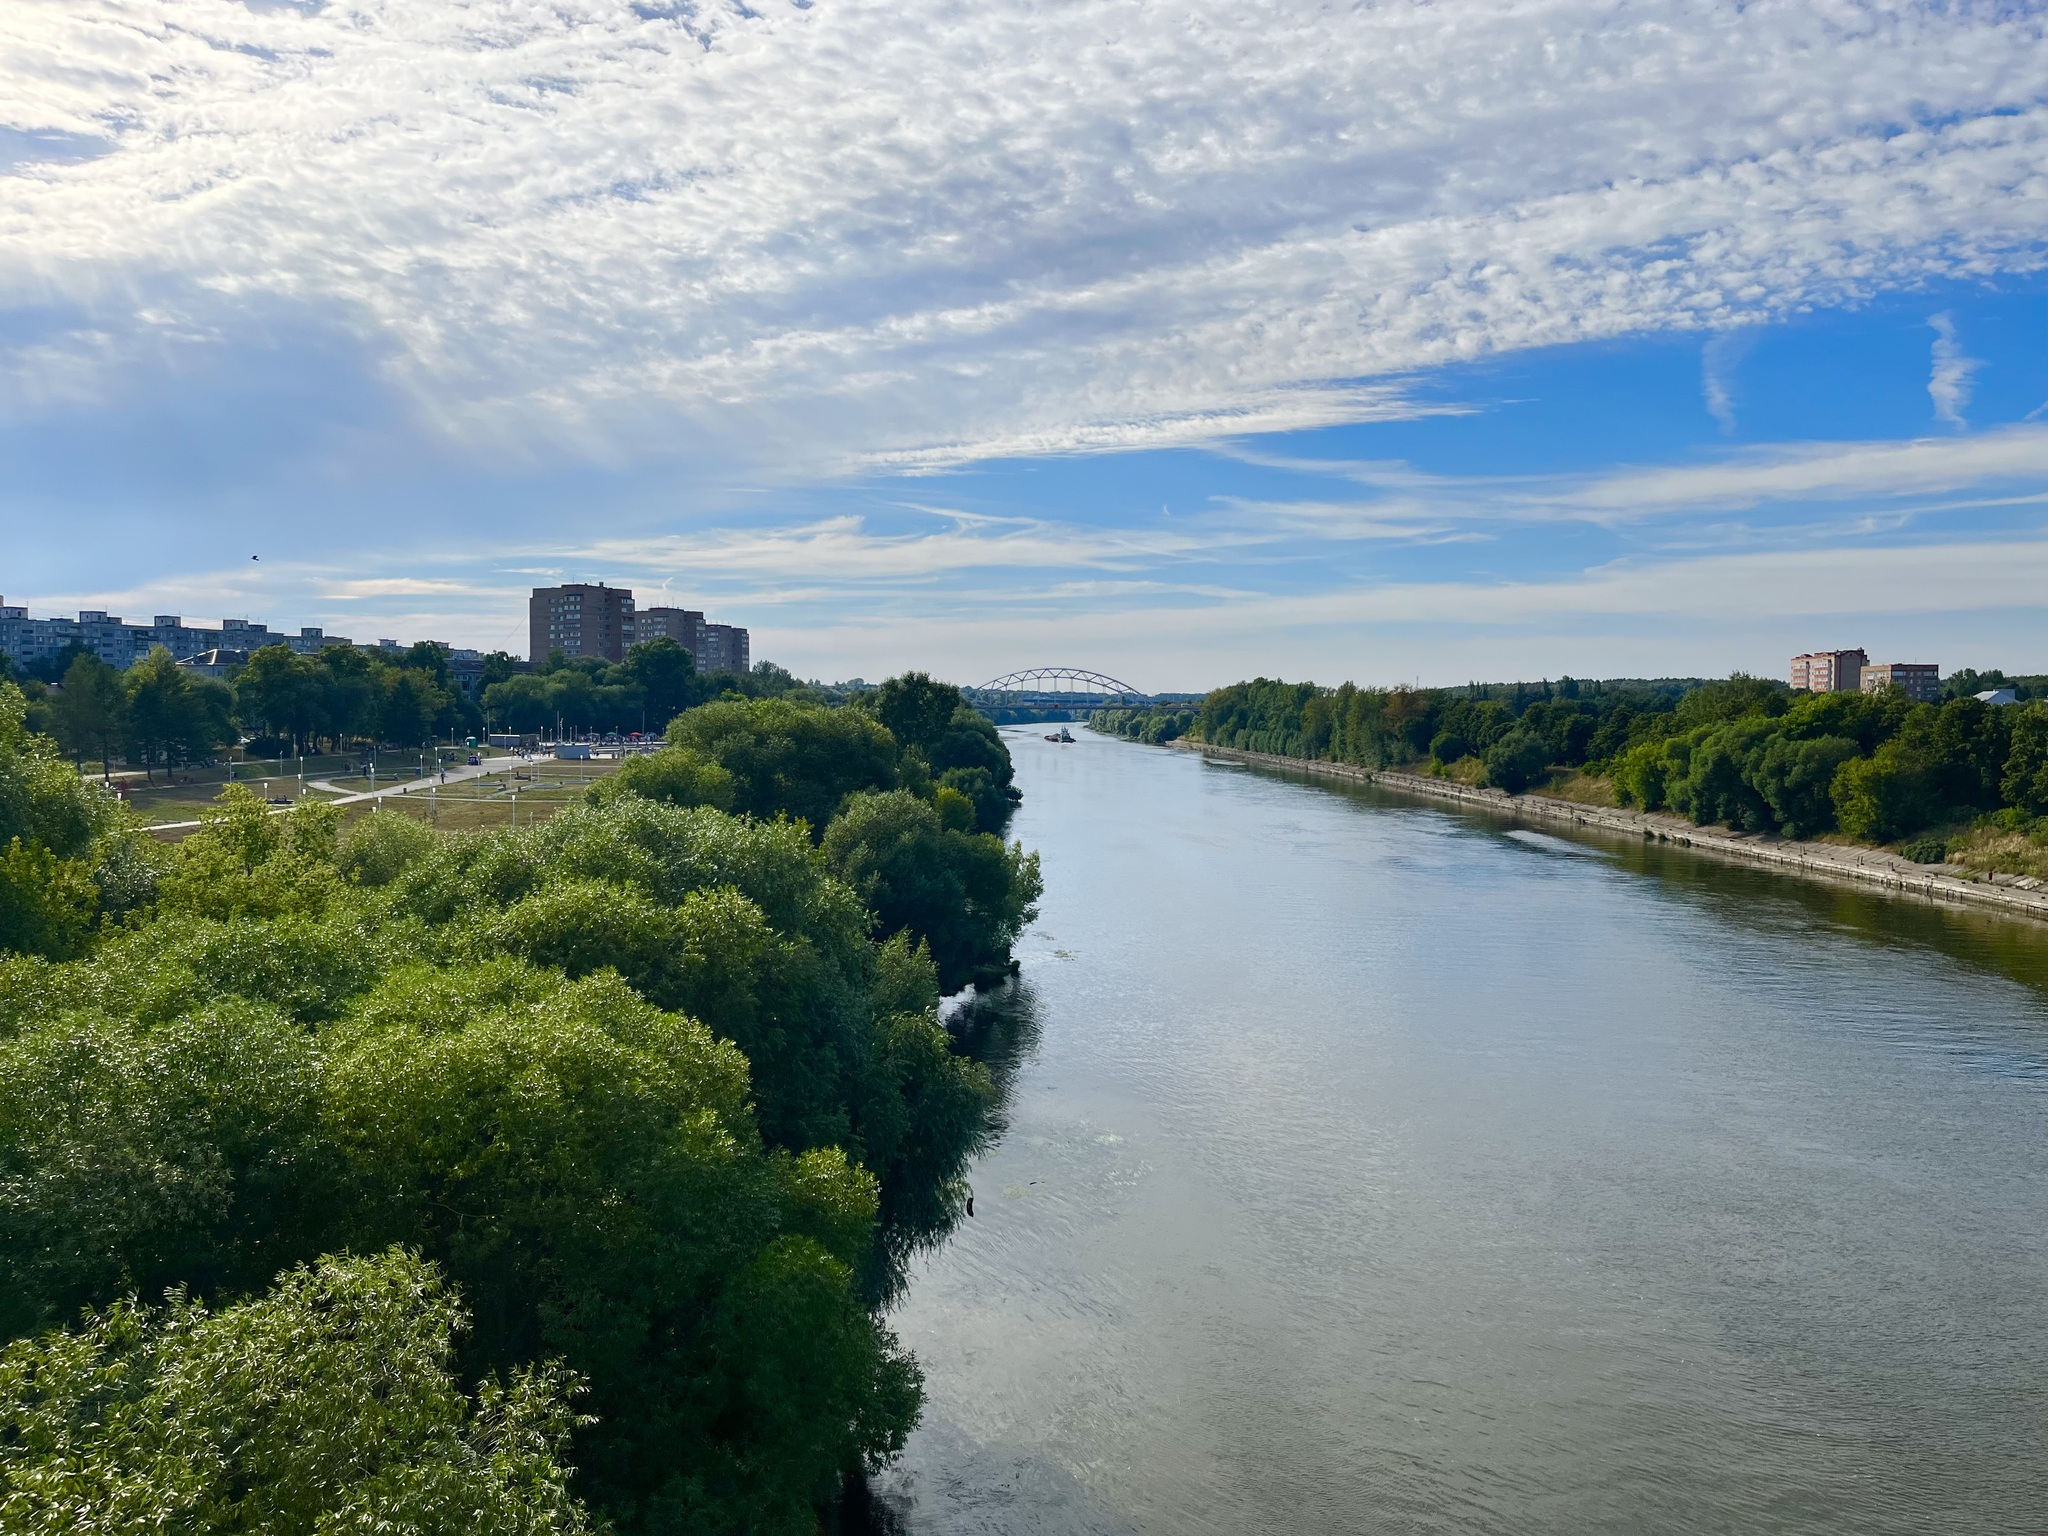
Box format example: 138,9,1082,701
0,668,1041,1531
0,998,334,1339
823,790,1042,994
588,744,736,811
1481,729,1550,793
235,642,474,755
0,839,99,960
860,673,1021,833
336,807,440,886
2005,707,2048,816
667,696,900,832
1172,670,2048,851
48,652,128,774
482,639,805,739
0,1247,592,1535
1090,705,1195,745
0,682,119,861
126,648,236,779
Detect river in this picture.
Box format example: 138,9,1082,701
864,726,2048,1533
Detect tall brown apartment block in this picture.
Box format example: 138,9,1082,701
530,584,635,662
700,622,750,673
638,606,749,673
1790,648,1867,693
1860,662,1941,703
638,606,705,654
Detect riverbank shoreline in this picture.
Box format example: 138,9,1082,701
1167,738,2048,926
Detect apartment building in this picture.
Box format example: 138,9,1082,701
1860,662,1941,703
1790,649,1867,693
637,603,749,673
0,598,366,673
637,606,704,654
699,622,750,673
529,583,636,662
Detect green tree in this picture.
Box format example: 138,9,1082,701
236,645,322,756
589,745,736,811
0,681,120,859
1673,673,1787,728
866,673,961,758
1751,735,1860,839
1832,743,1936,842
2002,705,2048,816
823,790,1042,993
49,653,128,777
0,1247,593,1536
313,644,378,751
1481,729,1550,793
126,648,233,782
325,977,921,1534
380,667,439,749
625,637,698,733
484,672,557,734
669,697,899,834
0,838,99,959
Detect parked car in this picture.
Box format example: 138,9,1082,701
466,754,481,766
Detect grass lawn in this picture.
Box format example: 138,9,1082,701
1539,768,1619,807
341,761,621,832
122,776,346,826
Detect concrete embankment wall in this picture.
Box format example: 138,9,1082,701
1168,739,2048,926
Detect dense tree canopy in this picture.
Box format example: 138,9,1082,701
1102,671,2048,852
0,1247,592,1536
0,672,1036,1533
481,642,804,739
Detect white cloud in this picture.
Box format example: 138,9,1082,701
1928,311,1979,429
1,0,2046,470
1563,424,2048,514
1701,331,1754,435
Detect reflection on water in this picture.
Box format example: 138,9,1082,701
865,981,1050,1310
869,733,2048,1535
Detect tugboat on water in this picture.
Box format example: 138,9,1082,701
1043,726,1076,743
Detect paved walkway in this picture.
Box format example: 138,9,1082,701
144,754,549,837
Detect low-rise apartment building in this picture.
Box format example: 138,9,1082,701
0,596,497,680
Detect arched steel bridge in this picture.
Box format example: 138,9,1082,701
967,667,1156,720
973,667,1151,701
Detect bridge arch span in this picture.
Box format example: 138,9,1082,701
973,667,1150,699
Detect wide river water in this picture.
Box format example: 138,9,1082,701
867,728,2048,1535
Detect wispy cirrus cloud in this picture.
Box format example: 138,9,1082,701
2,0,2046,474
1928,312,1980,429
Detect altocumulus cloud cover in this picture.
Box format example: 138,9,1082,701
2,0,2047,684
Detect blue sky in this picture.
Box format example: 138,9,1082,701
3,0,2047,692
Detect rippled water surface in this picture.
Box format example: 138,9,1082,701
869,731,2048,1535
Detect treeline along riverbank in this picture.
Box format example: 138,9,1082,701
0,672,1040,1534
1171,741,2048,925
1095,671,2048,899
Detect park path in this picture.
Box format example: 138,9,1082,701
144,753,545,837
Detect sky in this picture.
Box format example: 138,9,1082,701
2,0,2047,693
